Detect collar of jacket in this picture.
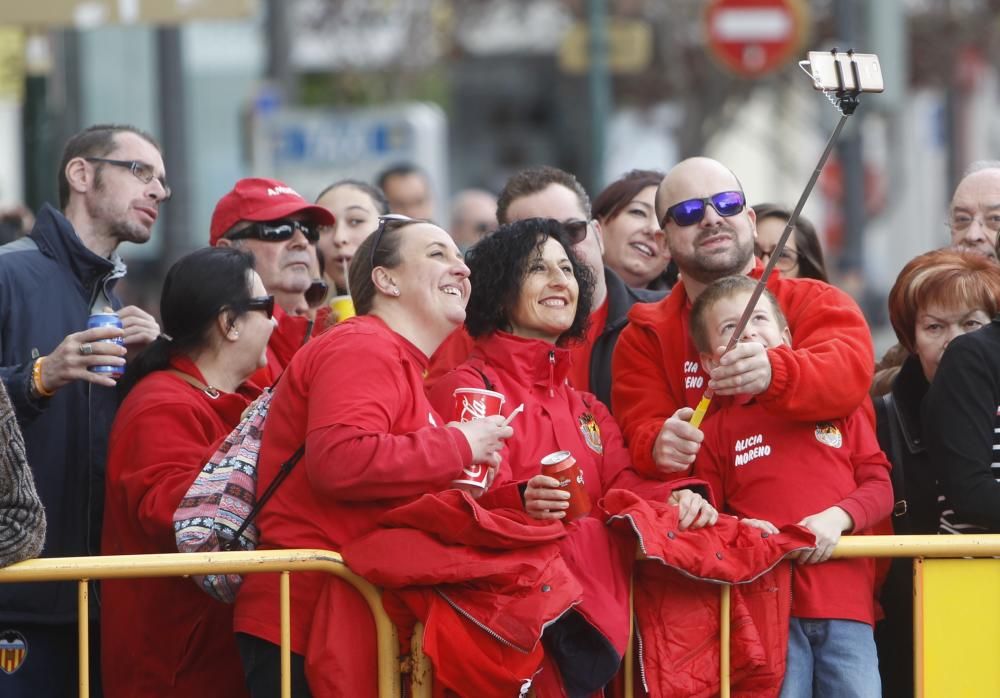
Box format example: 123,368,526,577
29,203,124,291
889,352,929,454
474,331,571,393
603,266,665,336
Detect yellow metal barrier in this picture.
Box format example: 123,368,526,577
5,534,1000,696
0,549,407,698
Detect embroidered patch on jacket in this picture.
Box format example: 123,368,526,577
0,630,27,675
815,423,843,448
579,412,604,454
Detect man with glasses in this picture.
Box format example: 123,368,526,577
948,161,1000,260
0,123,166,697
210,178,335,383
428,165,663,409
612,156,874,478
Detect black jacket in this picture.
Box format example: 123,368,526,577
589,268,665,410
0,203,125,623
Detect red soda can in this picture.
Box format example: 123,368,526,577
540,450,591,521
87,312,125,377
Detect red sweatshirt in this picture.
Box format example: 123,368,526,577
101,355,259,698
233,315,473,695
611,262,875,476
694,401,893,625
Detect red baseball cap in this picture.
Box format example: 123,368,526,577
209,177,336,246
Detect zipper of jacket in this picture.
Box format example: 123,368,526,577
436,588,579,654
635,620,650,693
548,350,555,397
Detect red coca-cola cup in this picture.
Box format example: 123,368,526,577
452,387,506,490
540,450,591,522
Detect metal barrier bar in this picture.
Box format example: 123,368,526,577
720,584,731,698
280,571,291,698
78,579,89,698
0,550,401,698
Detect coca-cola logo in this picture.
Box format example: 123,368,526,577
460,396,487,421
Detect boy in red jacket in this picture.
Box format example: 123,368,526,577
690,276,892,697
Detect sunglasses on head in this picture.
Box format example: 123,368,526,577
243,295,275,319
369,214,417,268
660,191,746,228
304,279,329,309
561,219,591,245
226,219,319,244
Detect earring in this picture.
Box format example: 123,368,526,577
392,288,401,297
233,330,240,338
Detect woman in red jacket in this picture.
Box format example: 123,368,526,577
428,217,716,696
102,247,276,697
233,217,512,697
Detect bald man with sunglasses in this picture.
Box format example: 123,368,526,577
611,157,875,478
211,178,335,383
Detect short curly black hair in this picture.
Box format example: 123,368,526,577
464,218,595,344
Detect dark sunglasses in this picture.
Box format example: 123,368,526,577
304,279,329,309
369,214,416,268
660,191,746,228
243,295,275,319
561,219,591,245
226,219,319,244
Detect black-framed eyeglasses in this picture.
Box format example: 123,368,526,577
754,244,800,272
243,295,275,319
369,214,416,268
660,190,746,228
304,279,329,309
85,157,172,200
225,219,319,244
561,219,592,245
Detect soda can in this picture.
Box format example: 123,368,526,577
540,450,591,522
87,312,125,377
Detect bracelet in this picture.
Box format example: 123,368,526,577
32,357,56,398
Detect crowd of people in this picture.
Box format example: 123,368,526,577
0,122,999,697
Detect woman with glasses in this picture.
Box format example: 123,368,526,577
873,248,1000,697
751,203,829,282
233,217,512,697
101,247,276,698
427,218,717,696
593,169,678,290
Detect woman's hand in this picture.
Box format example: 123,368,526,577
740,518,779,535
796,506,853,564
450,415,513,468
668,489,719,530
523,474,569,520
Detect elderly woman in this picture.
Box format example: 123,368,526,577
233,217,512,697
751,203,828,282
593,169,676,290
874,248,1000,696
102,247,276,697
428,217,716,696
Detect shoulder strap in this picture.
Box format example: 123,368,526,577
166,369,220,398
875,393,908,521
472,365,495,391
224,443,305,551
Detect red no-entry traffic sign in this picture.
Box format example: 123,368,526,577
705,0,808,77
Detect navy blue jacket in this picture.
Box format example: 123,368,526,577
0,203,125,623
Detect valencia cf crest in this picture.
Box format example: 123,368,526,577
815,423,843,449
579,412,603,454
0,630,27,675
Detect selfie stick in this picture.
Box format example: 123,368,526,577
688,49,865,429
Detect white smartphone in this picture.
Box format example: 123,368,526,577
804,51,884,93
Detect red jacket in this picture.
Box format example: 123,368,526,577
603,489,816,698
610,263,875,477
427,332,692,695
101,355,259,698
695,401,893,625
342,490,580,698
249,304,325,386
233,315,474,697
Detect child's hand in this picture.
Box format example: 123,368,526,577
668,488,719,530
797,506,854,564
653,407,704,474
740,518,779,535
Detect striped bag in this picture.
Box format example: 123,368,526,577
173,388,303,603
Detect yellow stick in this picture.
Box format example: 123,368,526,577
689,394,713,428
